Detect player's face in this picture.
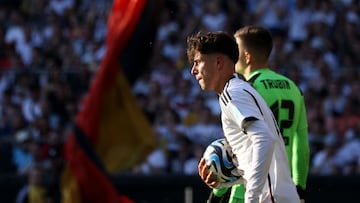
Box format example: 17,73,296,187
190,51,219,91
235,37,247,74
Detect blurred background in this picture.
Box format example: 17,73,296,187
0,0,359,202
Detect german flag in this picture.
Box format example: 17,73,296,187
61,0,162,202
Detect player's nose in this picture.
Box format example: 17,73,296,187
191,64,198,75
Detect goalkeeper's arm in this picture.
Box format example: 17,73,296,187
207,188,231,203
297,185,306,202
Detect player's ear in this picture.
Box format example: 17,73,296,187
244,51,251,65
216,55,224,68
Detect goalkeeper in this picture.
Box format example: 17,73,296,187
208,26,310,203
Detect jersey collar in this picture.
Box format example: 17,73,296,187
247,68,269,80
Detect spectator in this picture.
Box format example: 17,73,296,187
15,164,49,203
12,129,33,175
134,147,168,175
333,120,360,175
199,0,228,32
311,134,340,175
186,106,223,147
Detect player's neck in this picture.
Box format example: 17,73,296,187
245,64,268,78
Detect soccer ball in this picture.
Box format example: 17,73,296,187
202,138,243,183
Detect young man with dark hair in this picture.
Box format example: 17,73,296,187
186,31,300,203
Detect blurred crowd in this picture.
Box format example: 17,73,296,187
133,0,360,176
0,0,360,201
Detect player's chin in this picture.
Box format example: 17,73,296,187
200,83,210,91
198,82,205,90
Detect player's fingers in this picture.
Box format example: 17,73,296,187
198,158,208,180
198,158,205,172
206,170,219,188
198,159,218,187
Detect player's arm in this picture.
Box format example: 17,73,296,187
242,119,276,203
226,97,276,202
207,188,231,203
292,100,310,200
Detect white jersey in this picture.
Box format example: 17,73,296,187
219,74,300,203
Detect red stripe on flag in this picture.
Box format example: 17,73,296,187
76,0,147,145
62,0,155,202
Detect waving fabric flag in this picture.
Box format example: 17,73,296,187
61,0,162,202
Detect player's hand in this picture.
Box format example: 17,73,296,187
300,199,305,203
198,158,219,188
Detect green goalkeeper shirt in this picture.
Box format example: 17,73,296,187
246,68,310,190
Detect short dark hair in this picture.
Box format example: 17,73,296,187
234,26,273,63
186,31,239,64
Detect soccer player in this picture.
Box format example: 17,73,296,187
208,26,310,203
187,31,300,203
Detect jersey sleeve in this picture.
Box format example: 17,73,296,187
226,100,277,201
224,93,264,130
292,99,310,189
